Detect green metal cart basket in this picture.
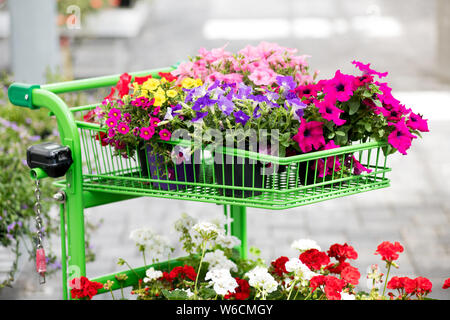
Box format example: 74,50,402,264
8,65,391,299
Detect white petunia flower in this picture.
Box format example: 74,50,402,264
290,239,321,253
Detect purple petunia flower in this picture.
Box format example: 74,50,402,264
192,95,217,111
233,110,250,126
192,111,208,122
276,75,296,91
217,95,235,116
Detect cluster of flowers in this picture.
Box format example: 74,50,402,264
173,42,316,88
91,43,429,179
88,72,202,159
70,214,449,300
293,61,429,161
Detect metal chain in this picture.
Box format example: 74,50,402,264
33,179,44,250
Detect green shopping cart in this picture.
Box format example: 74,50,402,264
8,65,391,299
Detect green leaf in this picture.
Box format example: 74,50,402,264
335,131,346,137
162,289,189,300
364,122,372,132
199,287,216,299
348,99,360,115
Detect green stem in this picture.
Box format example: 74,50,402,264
382,262,392,297
194,241,207,298
110,289,116,300
287,279,297,300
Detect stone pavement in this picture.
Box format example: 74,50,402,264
1,0,450,300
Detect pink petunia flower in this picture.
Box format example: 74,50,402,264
406,112,429,132
322,70,355,103
352,60,388,78
293,119,326,153
316,96,346,126
388,120,417,155
248,68,275,86
149,117,161,127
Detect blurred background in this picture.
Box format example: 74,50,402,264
0,0,449,299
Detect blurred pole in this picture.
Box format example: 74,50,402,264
437,0,450,80
9,0,60,84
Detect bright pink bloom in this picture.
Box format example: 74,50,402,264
150,117,161,127
322,70,355,103
388,120,417,155
352,60,388,78
316,96,346,126
140,126,155,141
293,119,326,153
315,140,342,177
108,108,121,119
105,117,117,128
159,129,171,141
248,68,274,86
117,122,130,135
406,112,429,132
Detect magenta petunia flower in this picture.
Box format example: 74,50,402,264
316,97,346,126
353,74,374,87
105,117,117,128
388,120,417,155
406,112,429,132
108,108,121,119
159,129,172,141
352,60,388,78
345,155,373,175
132,127,140,136
322,70,355,103
140,126,155,141
315,140,341,177
152,106,161,116
294,83,319,103
293,119,326,153
117,122,130,135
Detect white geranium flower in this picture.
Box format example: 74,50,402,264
245,266,278,297
143,267,163,283
204,249,238,272
290,239,321,253
191,221,222,244
341,292,356,300
215,234,241,249
205,269,238,296
129,227,173,261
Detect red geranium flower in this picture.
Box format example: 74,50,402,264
340,265,361,286
169,265,197,281
69,276,103,300
116,73,132,98
309,275,346,300
270,256,289,277
299,249,330,271
375,241,404,263
442,278,450,289
327,243,358,263
224,277,250,300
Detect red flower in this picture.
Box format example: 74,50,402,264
158,72,178,83
169,265,197,281
375,241,404,263
270,256,289,277
415,277,432,296
116,73,132,98
299,249,330,271
327,243,358,263
325,261,350,275
134,74,152,85
69,276,103,300
224,277,250,300
310,275,346,300
95,131,108,147
340,265,360,286
442,278,450,289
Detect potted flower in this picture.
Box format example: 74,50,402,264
94,72,202,190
